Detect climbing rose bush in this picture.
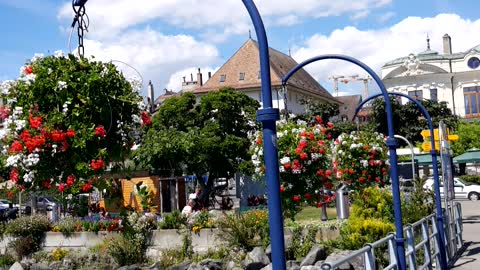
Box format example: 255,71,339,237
333,131,389,191
251,116,336,219
0,52,151,196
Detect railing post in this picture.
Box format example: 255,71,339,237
363,244,376,270
405,225,417,270
431,215,442,268
443,208,452,263
455,202,463,248
422,219,433,270
388,234,399,269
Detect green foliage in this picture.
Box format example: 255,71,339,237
0,254,15,267
104,235,144,266
286,226,318,261
370,97,458,147
451,120,480,156
54,216,80,236
350,187,395,222
217,210,270,251
295,101,340,124
135,87,259,193
5,214,51,239
51,247,69,261
10,236,38,259
0,53,145,194
401,177,435,224
191,247,228,262
158,210,187,229
460,175,480,185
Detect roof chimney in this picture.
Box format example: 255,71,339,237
190,73,193,82
208,71,212,79
197,68,203,86
147,80,154,113
443,34,452,54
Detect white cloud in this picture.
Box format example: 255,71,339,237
58,0,391,40
291,14,480,95
166,66,219,92
377,11,396,23
79,28,219,98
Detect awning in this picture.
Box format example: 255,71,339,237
453,149,480,164
414,154,438,166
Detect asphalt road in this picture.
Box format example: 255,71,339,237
452,199,480,270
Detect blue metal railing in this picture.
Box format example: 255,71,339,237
320,202,463,270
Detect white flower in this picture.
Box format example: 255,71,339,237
30,53,44,62
23,171,35,182
296,119,307,126
24,153,40,167
57,81,67,91
251,154,258,161
0,80,15,95
132,114,141,124
62,103,69,114
279,166,285,173
360,160,368,167
280,156,290,165
54,50,64,58
277,132,284,138
6,154,24,167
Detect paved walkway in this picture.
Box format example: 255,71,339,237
452,200,480,270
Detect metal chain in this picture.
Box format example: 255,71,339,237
71,1,89,58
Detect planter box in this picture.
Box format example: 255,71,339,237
42,231,115,251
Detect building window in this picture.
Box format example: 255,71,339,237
239,72,245,81
464,86,480,115
430,88,438,102
408,90,423,100
219,74,226,82
468,57,480,69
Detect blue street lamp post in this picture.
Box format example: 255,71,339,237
242,1,286,269
282,55,406,270
354,93,448,270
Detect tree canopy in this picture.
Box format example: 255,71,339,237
451,120,480,156
134,87,260,190
369,97,458,146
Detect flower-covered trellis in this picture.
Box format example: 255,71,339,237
333,131,389,191
251,116,335,219
0,53,151,196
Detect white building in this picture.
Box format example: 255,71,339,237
382,34,480,119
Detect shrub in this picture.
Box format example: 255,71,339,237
334,217,394,250
51,247,69,261
350,187,394,222
159,210,187,229
5,215,50,240
402,177,435,224
53,217,81,236
191,210,215,233
0,254,15,267
104,235,143,266
10,236,37,259
460,175,480,185
287,225,318,261
217,210,269,251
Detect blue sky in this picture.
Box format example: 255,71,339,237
1,0,479,97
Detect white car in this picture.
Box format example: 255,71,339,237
424,177,480,201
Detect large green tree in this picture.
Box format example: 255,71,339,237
134,87,259,199
451,120,480,156
370,97,458,146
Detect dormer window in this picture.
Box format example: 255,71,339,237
239,72,245,81
219,74,226,82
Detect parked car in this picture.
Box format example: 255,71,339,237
22,196,59,214
424,177,480,201
0,199,19,209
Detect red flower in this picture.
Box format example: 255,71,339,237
321,128,327,134
295,147,303,154
29,116,42,129
316,170,324,176
327,133,332,139
280,185,285,193
9,168,18,182
11,141,23,153
0,106,10,120
51,130,66,142
24,66,33,75
6,191,15,198
42,180,52,189
363,145,369,150
348,169,354,174
359,177,365,183
316,202,322,208
298,140,308,149
94,125,106,137
319,148,325,154
81,182,92,192
325,182,333,189
283,163,291,170
32,135,45,148
317,140,324,146
20,130,31,142
309,133,315,141
299,152,308,160
58,183,66,193
315,115,323,123
327,122,334,128
256,138,262,145
141,111,152,126
66,129,75,137
91,159,105,170
293,195,300,202
66,175,75,187
325,170,332,177
300,131,307,137
375,177,381,183
304,193,311,200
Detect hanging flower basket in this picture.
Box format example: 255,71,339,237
0,53,151,196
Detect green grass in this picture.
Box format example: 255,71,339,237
294,206,338,224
